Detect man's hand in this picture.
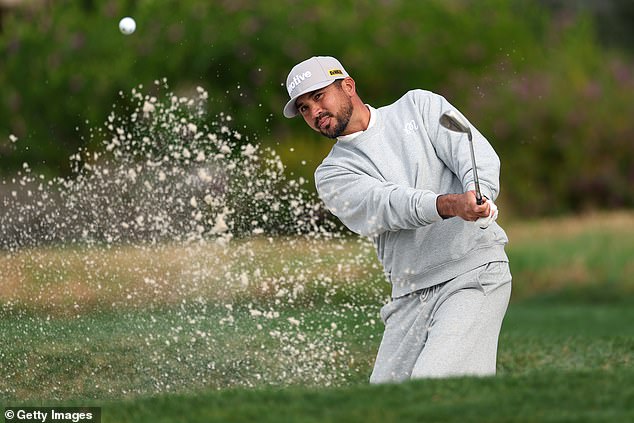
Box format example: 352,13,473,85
476,201,498,228
436,191,492,221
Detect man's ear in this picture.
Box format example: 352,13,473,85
341,77,356,97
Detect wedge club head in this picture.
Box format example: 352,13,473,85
439,110,483,205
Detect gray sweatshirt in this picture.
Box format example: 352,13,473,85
315,90,509,298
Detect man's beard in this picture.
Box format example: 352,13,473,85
317,99,353,139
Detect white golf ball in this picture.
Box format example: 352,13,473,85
119,17,136,35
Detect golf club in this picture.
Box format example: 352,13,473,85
439,110,483,205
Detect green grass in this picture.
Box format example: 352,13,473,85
1,211,633,421
503,212,634,303
102,369,634,422
0,303,383,400
499,304,633,375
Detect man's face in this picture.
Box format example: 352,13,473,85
295,81,353,139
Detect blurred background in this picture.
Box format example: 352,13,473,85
1,0,633,218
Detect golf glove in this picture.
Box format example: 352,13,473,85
476,201,498,229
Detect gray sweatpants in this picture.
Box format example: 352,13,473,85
370,261,512,383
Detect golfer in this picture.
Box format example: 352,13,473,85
283,56,512,382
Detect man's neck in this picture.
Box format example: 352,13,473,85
342,101,371,135
337,105,375,142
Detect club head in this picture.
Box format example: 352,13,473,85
439,109,471,135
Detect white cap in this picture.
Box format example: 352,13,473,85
283,56,349,118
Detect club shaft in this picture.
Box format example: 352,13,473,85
467,132,483,205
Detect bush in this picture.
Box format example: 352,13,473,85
451,16,634,215
1,0,632,216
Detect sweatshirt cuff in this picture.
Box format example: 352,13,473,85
420,192,443,224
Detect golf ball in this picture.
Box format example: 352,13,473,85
119,17,136,35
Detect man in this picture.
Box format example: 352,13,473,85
283,56,512,383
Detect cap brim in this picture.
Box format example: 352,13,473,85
283,80,338,118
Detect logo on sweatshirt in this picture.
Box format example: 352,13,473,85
405,120,419,133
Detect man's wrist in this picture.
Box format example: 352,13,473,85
436,194,459,219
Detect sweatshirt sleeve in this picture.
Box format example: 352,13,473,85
420,91,501,201
315,164,442,237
